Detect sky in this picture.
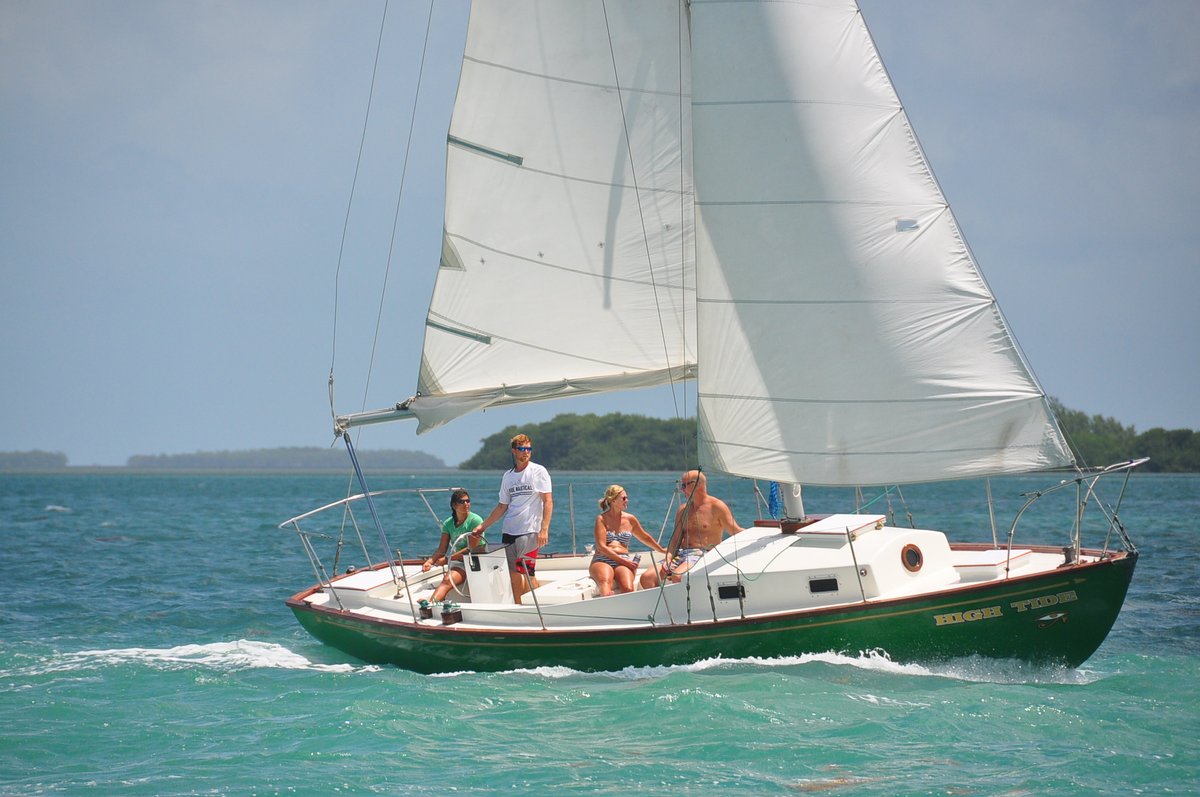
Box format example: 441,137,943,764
2,1,1197,468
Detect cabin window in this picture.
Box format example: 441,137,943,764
901,544,924,572
809,577,839,594
718,584,746,600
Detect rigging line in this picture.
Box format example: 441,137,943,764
359,0,436,419
710,536,788,584
330,0,391,420
329,0,391,506
600,0,687,435
676,0,693,466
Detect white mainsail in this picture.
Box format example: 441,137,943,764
344,0,1072,486
402,0,696,433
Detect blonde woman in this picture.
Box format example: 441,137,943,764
589,485,667,596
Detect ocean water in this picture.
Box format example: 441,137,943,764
2,470,1196,796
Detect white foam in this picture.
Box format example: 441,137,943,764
923,655,1099,685
580,650,927,681
9,641,375,676
474,648,1096,685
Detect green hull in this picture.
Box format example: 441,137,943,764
288,550,1137,674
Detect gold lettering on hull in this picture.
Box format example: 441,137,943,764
934,605,1002,626
933,590,1079,627
1009,590,1078,613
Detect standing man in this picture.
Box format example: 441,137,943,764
475,433,553,604
640,470,741,590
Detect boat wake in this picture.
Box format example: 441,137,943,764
8,641,377,677
449,649,1100,685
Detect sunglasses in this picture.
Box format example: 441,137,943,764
513,446,532,452
677,479,697,488
454,498,471,504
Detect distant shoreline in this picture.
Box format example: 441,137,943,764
4,404,1197,473
0,446,448,472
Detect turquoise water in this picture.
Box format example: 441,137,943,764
2,471,1197,795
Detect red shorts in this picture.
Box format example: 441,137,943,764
502,533,540,576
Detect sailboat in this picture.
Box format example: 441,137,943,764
280,0,1140,674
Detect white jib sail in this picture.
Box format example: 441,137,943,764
689,0,1073,485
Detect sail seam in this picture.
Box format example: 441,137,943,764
696,199,928,207
693,99,895,112
426,311,684,372
703,439,1057,457
450,147,686,198
444,233,693,292
463,55,689,101
428,365,699,400
698,393,1045,404
696,298,991,306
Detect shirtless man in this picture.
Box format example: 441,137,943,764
639,470,741,589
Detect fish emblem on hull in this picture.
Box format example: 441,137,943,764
1036,611,1069,629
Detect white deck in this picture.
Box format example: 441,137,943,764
301,522,1073,631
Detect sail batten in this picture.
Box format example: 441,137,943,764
447,136,524,166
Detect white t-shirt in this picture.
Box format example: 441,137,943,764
499,462,552,538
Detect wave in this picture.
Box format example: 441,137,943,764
436,649,1099,685
20,644,1089,684
6,641,377,677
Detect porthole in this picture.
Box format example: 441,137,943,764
901,544,923,573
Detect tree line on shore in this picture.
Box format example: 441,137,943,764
1047,399,1199,472
461,404,1200,473
2,400,1197,472
460,413,696,471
